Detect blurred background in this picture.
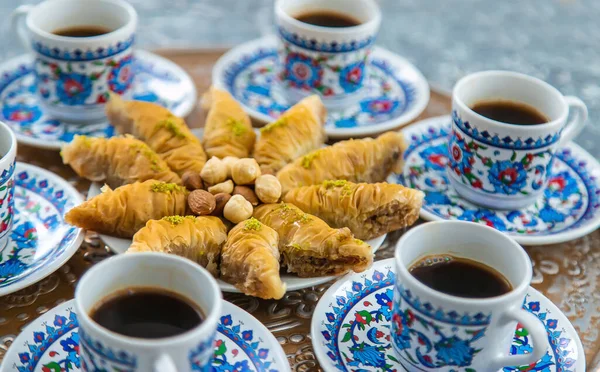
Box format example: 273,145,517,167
0,0,599,156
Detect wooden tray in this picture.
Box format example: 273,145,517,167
1,49,598,370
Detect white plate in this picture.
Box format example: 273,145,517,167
0,50,197,150
311,258,585,372
1,299,290,372
212,35,430,139
0,162,83,296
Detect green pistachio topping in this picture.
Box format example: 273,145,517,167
260,117,287,134
150,182,185,193
162,215,196,226
129,143,163,171
300,150,321,169
227,118,247,136
156,118,186,138
244,217,262,231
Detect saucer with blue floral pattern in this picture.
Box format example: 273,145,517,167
387,115,600,246
0,50,197,150
212,35,430,139
0,162,83,297
311,258,585,372
2,299,289,372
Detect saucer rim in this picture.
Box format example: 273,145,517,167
212,34,430,139
397,115,600,246
310,257,586,372
0,162,84,297
0,299,290,372
0,49,197,151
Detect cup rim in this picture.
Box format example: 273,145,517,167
453,70,569,130
0,121,17,165
275,0,382,35
394,221,532,306
74,252,222,346
25,0,137,43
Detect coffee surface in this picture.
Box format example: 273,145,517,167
90,287,203,339
295,10,361,27
53,25,112,37
471,100,548,125
409,255,512,298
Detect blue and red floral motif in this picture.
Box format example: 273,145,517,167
108,54,134,94
339,61,365,93
220,45,419,131
0,165,79,290
395,119,599,238
0,54,193,148
316,260,580,372
281,52,324,91
55,72,93,105
15,306,79,372
2,103,42,125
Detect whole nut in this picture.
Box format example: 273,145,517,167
233,186,259,206
255,174,282,203
200,157,228,185
181,171,204,191
188,189,216,215
222,156,239,178
231,158,261,185
223,194,253,223
208,180,234,194
211,193,232,216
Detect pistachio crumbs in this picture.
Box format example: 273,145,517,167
150,182,185,193
300,150,321,169
156,118,187,138
244,217,262,231
227,118,247,136
129,143,163,171
162,215,197,226
323,180,353,196
260,117,287,133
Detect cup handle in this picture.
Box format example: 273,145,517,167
10,5,33,51
488,307,549,369
559,96,588,146
154,354,178,372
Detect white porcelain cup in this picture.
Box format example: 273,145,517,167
0,122,17,249
391,221,548,371
449,71,588,209
75,253,222,372
275,0,381,109
11,0,137,124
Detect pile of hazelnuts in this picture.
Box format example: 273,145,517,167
182,156,282,224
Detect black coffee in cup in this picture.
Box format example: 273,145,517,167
53,25,112,37
471,100,548,125
90,287,204,339
409,255,512,298
295,10,361,27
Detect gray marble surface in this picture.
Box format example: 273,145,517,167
1,0,599,158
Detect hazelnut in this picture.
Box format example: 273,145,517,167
200,157,227,185
223,194,253,223
233,186,259,206
188,189,216,215
222,156,239,178
211,193,232,216
181,171,203,191
255,174,282,203
231,158,261,185
208,180,234,194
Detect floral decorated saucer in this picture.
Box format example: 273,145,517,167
0,162,83,296
311,258,585,372
212,35,429,139
387,115,600,246
2,299,289,372
0,50,197,150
